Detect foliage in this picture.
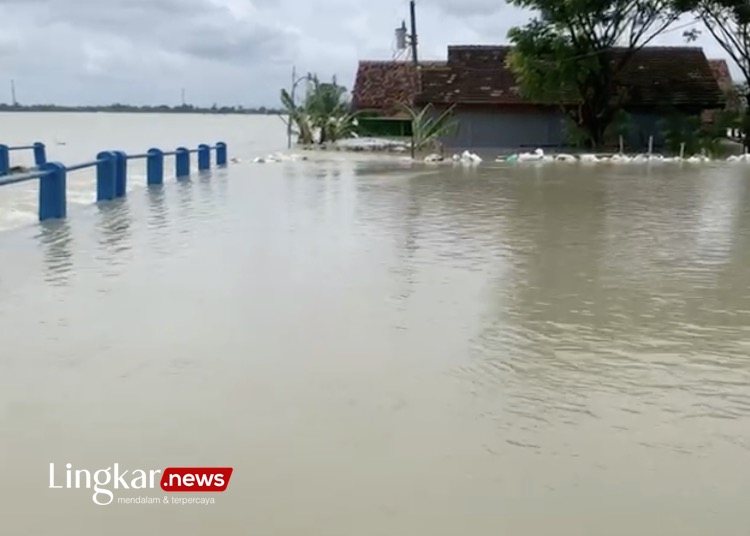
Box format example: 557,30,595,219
563,109,635,149
659,109,739,156
561,117,591,148
397,103,458,152
325,112,361,142
279,75,360,145
680,0,750,145
280,88,315,145
660,113,704,154
607,110,636,137
506,0,684,149
680,0,750,83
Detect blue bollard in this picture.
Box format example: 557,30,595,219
175,147,190,178
33,142,47,166
39,162,66,221
0,144,9,176
198,144,210,171
112,150,127,197
147,148,164,185
215,142,227,166
96,151,117,201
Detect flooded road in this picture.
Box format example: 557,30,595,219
1,115,750,535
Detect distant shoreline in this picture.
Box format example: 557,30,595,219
0,106,283,115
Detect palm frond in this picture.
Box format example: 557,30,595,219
398,102,458,151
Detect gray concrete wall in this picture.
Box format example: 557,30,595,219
435,108,683,151
625,112,667,149
439,109,567,150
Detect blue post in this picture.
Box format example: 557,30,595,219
33,142,47,166
39,162,66,221
112,150,127,197
96,151,116,201
175,147,190,178
147,148,164,185
198,144,210,171
215,142,227,166
0,145,9,176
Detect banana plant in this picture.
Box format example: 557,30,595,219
279,88,315,145
279,75,360,145
397,102,458,156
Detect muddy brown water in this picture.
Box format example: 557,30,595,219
1,114,749,535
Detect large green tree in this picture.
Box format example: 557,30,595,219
679,0,750,147
506,0,684,148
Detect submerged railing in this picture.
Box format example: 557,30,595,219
0,141,227,221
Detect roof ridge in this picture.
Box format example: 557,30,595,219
357,60,447,65
447,44,512,49
446,44,705,51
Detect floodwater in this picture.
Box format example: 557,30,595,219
1,114,750,536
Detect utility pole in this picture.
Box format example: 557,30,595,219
409,0,418,66
394,1,420,157
287,65,295,149
409,0,419,158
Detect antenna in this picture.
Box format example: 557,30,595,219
395,21,407,50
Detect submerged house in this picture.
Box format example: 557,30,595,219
352,45,725,150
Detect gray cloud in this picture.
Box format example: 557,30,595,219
0,0,740,107
428,0,510,18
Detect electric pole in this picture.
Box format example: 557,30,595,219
288,65,295,149
409,0,418,66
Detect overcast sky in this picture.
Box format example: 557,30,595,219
0,0,739,108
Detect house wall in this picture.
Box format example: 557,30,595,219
357,117,412,137
437,107,567,150
433,106,691,151
625,112,667,148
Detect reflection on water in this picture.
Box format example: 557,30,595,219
94,198,133,274
146,185,169,255
198,170,213,198
175,179,195,236
195,172,216,222
35,220,74,286
2,160,750,536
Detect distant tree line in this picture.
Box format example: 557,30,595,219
0,103,284,114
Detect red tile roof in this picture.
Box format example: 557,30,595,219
352,45,724,112
350,60,445,114
708,59,732,88
703,59,740,123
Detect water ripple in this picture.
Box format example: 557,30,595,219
34,220,74,286
94,198,133,275
2,153,750,535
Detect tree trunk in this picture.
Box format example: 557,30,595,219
579,105,609,150
589,122,608,150
576,73,613,151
